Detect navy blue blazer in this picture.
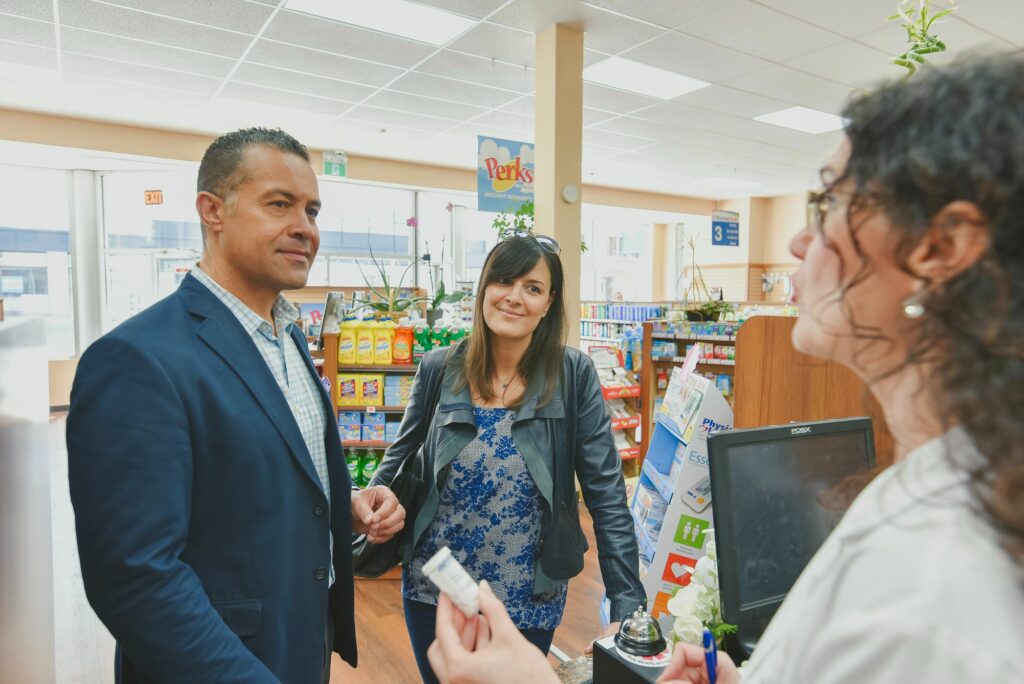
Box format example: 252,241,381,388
68,273,356,683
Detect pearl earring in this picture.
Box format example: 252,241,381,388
902,291,926,319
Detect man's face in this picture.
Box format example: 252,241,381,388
209,145,321,294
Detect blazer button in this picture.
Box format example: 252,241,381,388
314,503,326,517
314,567,327,581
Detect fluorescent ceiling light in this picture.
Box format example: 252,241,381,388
285,0,476,46
754,106,844,134
583,57,709,100
699,177,762,190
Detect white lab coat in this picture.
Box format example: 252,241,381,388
742,428,1024,683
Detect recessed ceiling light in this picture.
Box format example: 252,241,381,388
754,106,844,134
285,0,476,46
583,57,709,100
698,177,762,190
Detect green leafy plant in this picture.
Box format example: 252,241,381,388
491,200,589,252
889,0,957,75
677,229,734,321
423,236,466,312
353,243,425,313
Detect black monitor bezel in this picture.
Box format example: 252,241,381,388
708,417,876,642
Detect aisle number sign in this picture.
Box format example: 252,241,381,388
477,135,534,212
711,210,740,247
144,190,163,205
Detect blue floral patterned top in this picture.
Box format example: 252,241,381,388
404,407,568,630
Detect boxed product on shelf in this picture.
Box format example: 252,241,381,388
651,340,676,357
337,374,359,406
361,411,386,425
339,422,362,441
338,410,362,425
385,422,400,442
357,374,385,406
623,475,639,502
361,423,385,442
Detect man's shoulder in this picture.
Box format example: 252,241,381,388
90,289,193,357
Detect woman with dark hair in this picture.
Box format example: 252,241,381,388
370,234,645,683
426,53,1024,684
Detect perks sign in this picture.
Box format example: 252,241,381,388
477,136,534,212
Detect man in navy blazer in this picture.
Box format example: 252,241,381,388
68,128,405,683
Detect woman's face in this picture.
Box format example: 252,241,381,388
789,136,920,378
481,257,554,344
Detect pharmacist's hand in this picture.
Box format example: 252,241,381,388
656,642,740,684
350,486,405,543
427,580,559,684
584,622,620,655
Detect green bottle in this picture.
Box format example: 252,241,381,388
345,448,362,488
360,449,380,485
413,320,431,364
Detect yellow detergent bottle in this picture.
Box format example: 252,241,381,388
355,313,376,365
337,314,358,364
373,315,396,365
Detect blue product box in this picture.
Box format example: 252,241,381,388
385,422,400,441
362,412,387,425
361,424,385,442
338,411,362,425
339,423,362,441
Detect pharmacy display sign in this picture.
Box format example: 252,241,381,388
711,210,740,247
477,135,534,212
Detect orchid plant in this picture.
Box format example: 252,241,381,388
666,529,737,646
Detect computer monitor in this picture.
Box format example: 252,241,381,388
708,417,876,658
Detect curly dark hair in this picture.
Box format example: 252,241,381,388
196,127,309,241
832,52,1024,565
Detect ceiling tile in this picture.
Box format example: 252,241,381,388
583,83,659,114
59,0,251,57
62,54,222,94
583,107,616,126
678,1,844,62
628,101,744,132
231,63,377,103
671,85,792,118
583,48,607,66
218,81,351,116
0,1,53,21
61,27,236,79
411,0,508,20
784,39,895,89
583,0,738,30
488,0,665,54
583,128,655,149
390,71,520,108
0,13,54,47
346,105,459,133
246,40,404,87
364,89,489,121
417,50,534,92
447,121,523,141
446,22,534,67
621,31,770,83
857,16,1015,65
64,74,212,110
96,0,274,35
724,65,853,114
264,9,436,68
952,0,1024,46
752,0,895,37
0,38,55,69
499,94,611,126
472,110,534,137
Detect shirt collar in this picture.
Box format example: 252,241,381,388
191,265,299,339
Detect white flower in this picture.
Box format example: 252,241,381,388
705,538,717,562
667,583,702,617
673,615,705,645
692,555,718,588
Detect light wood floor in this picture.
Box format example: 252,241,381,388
330,508,604,683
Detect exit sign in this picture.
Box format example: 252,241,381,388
323,150,347,177
144,189,163,205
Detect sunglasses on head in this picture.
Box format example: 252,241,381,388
503,230,561,254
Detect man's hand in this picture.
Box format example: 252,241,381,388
656,642,740,684
350,486,405,543
584,622,620,655
427,580,559,684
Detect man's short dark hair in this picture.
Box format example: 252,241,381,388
196,127,310,241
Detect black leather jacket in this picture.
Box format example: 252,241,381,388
370,344,646,622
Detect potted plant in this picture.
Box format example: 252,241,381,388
491,200,589,252
353,242,428,319
888,0,956,75
677,229,734,321
422,235,466,327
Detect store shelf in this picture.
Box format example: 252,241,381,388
581,335,619,343
337,363,418,373
643,460,675,503
610,414,641,431
337,405,406,413
581,318,635,324
619,446,642,460
601,384,641,399
652,333,735,342
342,440,394,448
651,355,735,366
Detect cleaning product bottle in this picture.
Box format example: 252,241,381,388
355,313,376,365
373,315,395,365
345,449,362,487
393,318,415,364
360,449,380,485
432,319,449,349
413,319,431,364
337,314,358,365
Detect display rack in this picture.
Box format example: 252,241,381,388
589,346,643,479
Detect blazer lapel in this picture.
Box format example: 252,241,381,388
179,275,323,492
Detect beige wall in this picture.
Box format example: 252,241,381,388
762,191,805,265
47,358,78,409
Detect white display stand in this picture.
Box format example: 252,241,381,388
628,353,733,618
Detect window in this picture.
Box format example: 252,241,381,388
0,165,75,358
580,205,654,302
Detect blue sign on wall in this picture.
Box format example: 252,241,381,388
477,136,534,213
711,210,740,247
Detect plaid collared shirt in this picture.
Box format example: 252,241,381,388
191,266,333,584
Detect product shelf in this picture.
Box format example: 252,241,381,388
341,440,394,448
337,363,418,373
601,384,642,400
337,405,406,413
610,414,642,431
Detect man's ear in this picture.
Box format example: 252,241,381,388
196,191,225,238
905,200,989,284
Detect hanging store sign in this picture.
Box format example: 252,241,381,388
144,189,163,205
711,210,740,247
477,135,534,212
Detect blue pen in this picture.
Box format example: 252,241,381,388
703,628,717,684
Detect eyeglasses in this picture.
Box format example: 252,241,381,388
502,230,561,254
